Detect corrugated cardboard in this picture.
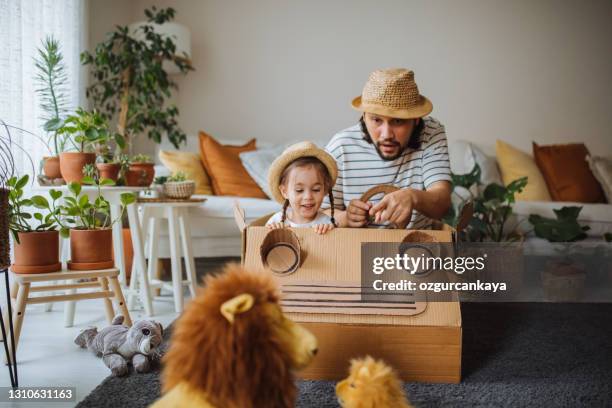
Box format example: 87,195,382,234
234,203,462,383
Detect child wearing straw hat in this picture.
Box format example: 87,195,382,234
325,68,452,230
266,142,337,234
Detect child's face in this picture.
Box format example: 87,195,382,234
280,165,326,223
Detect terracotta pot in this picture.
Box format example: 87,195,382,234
96,162,121,182
59,152,96,183
68,228,114,271
11,231,61,274
126,163,155,186
43,156,62,179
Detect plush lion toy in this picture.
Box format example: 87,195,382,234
336,356,413,408
151,263,318,408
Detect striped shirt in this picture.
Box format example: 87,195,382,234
324,116,451,229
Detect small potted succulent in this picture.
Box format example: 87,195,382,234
125,154,155,187
57,108,113,183
94,134,126,183
529,206,590,302
55,170,135,270
163,171,195,199
8,175,64,273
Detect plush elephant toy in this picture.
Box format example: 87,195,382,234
75,315,164,376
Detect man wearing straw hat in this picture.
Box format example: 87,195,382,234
325,68,451,229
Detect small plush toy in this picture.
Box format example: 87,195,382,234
151,263,318,408
74,315,164,377
336,356,413,408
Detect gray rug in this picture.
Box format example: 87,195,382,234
77,303,612,407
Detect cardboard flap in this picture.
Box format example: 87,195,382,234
233,201,247,231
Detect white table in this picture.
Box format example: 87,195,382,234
127,200,202,314
34,186,148,323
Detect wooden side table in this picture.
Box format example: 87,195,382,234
5,268,131,364
127,199,203,314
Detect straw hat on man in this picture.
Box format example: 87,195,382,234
324,68,452,230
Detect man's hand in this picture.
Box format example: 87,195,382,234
346,199,372,227
369,189,415,227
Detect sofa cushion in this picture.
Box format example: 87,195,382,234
158,150,213,195
198,131,267,198
586,155,612,203
448,140,502,186
239,144,287,199
496,140,552,201
533,142,605,203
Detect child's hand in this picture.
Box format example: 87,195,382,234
313,223,335,235
266,222,285,230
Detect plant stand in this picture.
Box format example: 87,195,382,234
4,267,131,365
127,200,203,314
0,267,18,387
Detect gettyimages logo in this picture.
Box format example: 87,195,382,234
371,253,488,275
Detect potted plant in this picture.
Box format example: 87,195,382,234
94,135,126,183
529,206,590,301
81,6,193,153
125,154,155,187
57,108,112,183
444,164,527,297
34,36,70,180
7,175,64,273
163,171,196,199
56,172,135,270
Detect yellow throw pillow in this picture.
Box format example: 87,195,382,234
495,140,551,201
159,150,213,195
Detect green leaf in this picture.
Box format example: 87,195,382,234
49,189,62,200
44,117,63,131
78,194,89,208
68,181,81,196
120,192,136,206
483,183,506,201
114,133,126,149
81,176,96,185
60,227,70,238
15,174,29,190
34,213,43,221
99,178,115,186
30,195,50,209
553,206,582,221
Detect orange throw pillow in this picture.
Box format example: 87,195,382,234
533,142,605,203
198,131,267,198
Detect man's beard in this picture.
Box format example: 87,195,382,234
374,140,404,161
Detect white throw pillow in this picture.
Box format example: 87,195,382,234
448,140,502,186
586,155,612,203
240,145,288,199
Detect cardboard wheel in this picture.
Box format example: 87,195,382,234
260,228,302,275
398,231,441,278
359,185,409,229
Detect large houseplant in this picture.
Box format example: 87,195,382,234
7,175,64,273
81,6,193,152
34,36,71,180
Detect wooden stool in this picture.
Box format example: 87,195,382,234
5,268,131,363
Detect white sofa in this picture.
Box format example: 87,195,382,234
153,139,612,258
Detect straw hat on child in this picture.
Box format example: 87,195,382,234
351,68,433,119
267,142,338,204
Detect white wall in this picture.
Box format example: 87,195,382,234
89,0,612,158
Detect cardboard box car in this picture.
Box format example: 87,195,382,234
234,204,462,384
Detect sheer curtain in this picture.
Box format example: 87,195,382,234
0,0,85,179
